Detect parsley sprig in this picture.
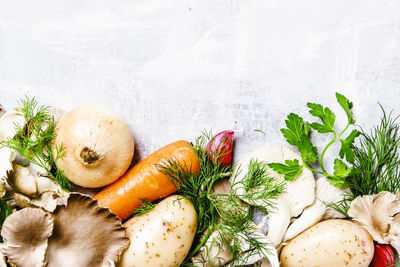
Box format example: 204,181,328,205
268,93,360,187
0,97,72,190
0,199,12,242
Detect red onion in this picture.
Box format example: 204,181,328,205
371,243,395,267
206,130,235,166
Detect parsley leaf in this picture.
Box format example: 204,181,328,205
298,135,318,163
268,159,302,181
280,113,310,146
308,103,336,133
339,129,361,164
280,113,318,163
336,93,355,124
333,159,352,186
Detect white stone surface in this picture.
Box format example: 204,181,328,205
1,1,400,164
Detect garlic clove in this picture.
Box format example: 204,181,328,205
206,130,235,166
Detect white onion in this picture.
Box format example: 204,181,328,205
54,105,134,188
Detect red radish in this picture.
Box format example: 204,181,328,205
206,130,235,166
371,243,395,267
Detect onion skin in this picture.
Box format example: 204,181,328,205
54,105,134,188
206,130,234,166
371,244,395,267
94,140,200,220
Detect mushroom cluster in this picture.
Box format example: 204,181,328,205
349,191,400,253
232,144,349,266
1,193,129,266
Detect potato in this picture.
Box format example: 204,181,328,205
280,219,374,267
119,195,197,267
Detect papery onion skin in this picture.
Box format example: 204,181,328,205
54,105,134,188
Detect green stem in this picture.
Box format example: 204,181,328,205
319,132,337,173
185,226,214,261
337,123,351,138
302,163,324,175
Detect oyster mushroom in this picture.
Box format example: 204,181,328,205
1,208,54,267
348,191,400,248
192,179,279,267
232,144,316,247
0,109,25,142
46,193,129,267
1,193,129,267
283,176,350,241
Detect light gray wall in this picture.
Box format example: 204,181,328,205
1,1,400,166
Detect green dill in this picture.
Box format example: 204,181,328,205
268,93,360,187
253,129,266,135
0,96,72,190
158,131,284,266
0,199,12,242
132,199,156,217
346,106,400,198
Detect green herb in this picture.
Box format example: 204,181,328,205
253,129,266,135
0,199,12,242
346,107,400,198
132,199,156,217
268,93,360,187
158,131,283,266
0,97,72,190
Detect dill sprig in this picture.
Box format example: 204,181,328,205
0,97,72,190
346,106,400,197
158,131,284,266
132,199,156,217
0,199,12,242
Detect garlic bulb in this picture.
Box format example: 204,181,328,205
54,105,134,188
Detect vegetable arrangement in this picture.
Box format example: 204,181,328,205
0,93,399,267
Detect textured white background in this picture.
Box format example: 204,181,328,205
1,1,400,165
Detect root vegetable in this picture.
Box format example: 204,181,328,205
280,219,374,267
119,195,197,267
94,140,200,220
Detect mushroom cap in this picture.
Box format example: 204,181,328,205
0,109,25,142
1,207,54,267
232,144,315,247
348,191,400,244
283,176,349,241
46,193,129,267
0,147,16,180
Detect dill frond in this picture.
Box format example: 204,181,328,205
158,131,283,266
0,96,72,190
346,106,400,197
132,199,156,217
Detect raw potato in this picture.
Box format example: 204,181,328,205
280,219,374,267
119,195,197,267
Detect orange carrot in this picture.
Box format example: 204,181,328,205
93,140,200,220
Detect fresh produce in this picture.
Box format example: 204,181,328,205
0,97,72,190
54,105,134,188
94,140,200,220
119,195,197,267
346,108,400,199
1,193,129,267
348,191,400,253
280,219,374,267
206,130,235,166
158,134,285,266
232,144,315,247
282,176,350,242
268,93,359,187
371,244,395,267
